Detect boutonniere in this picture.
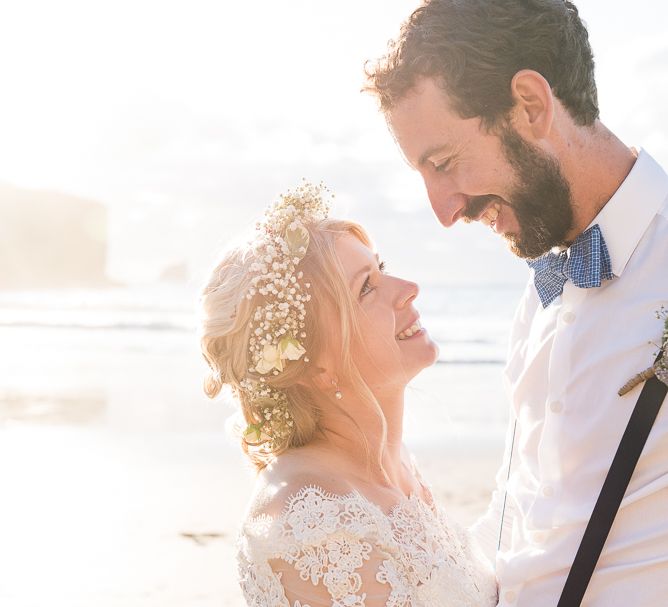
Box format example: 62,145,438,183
618,306,668,396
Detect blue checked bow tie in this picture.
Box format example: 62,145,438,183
527,224,614,308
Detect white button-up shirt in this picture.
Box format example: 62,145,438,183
473,149,668,606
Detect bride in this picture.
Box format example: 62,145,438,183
198,183,497,606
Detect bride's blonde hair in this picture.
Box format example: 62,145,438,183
199,218,386,470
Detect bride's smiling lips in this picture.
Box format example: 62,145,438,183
396,317,424,341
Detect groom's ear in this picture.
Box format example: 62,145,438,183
508,69,554,141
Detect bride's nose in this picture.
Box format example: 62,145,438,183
396,278,419,308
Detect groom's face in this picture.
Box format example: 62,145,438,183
387,77,574,258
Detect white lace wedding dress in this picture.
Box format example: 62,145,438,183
237,481,497,606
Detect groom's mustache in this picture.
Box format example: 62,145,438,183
461,195,505,222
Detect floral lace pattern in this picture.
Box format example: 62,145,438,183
237,485,497,606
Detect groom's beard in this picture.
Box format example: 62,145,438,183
462,127,575,259
499,127,575,259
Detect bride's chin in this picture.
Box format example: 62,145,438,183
426,343,440,367
422,336,440,363
411,341,441,375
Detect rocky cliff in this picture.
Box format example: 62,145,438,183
0,184,110,289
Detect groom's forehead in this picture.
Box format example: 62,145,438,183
387,86,474,168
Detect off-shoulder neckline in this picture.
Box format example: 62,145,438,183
246,482,441,526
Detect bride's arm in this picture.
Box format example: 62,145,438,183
269,549,393,607
238,483,394,607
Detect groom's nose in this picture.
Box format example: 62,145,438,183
425,179,468,228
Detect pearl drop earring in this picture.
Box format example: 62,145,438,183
332,379,343,400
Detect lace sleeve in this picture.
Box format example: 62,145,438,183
403,447,498,605
238,486,393,607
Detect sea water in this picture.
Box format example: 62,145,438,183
0,282,524,445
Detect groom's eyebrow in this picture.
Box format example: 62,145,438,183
418,143,452,168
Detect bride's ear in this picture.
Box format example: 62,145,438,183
297,360,338,395
293,361,322,387
306,366,335,392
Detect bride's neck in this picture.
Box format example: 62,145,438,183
312,389,406,486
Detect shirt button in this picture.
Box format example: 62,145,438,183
562,311,576,324
542,485,554,497
550,400,563,413
504,590,517,603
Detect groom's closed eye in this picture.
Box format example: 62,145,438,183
433,157,453,173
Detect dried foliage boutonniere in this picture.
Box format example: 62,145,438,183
618,306,668,396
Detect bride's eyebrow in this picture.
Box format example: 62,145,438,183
349,253,381,287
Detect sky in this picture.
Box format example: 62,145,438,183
1,0,666,286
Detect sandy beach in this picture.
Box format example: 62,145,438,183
0,425,502,607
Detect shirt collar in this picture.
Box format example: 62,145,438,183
587,148,668,277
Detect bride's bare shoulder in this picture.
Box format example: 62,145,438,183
245,446,354,519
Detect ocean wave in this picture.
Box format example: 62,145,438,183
0,320,507,365
0,319,194,332
436,358,505,366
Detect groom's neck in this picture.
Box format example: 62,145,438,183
559,120,637,242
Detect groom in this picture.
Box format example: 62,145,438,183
366,1,668,605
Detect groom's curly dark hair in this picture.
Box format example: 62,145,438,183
365,0,599,129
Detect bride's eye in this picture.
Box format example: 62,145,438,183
360,276,373,297
360,260,386,298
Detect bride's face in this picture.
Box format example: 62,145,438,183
333,233,439,394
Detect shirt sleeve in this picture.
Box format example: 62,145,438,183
469,279,531,563
469,414,517,564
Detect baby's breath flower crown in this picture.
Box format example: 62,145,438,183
239,181,331,450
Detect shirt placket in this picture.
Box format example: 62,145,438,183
533,282,587,537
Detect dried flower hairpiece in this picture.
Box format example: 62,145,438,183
239,181,331,450
618,306,668,396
